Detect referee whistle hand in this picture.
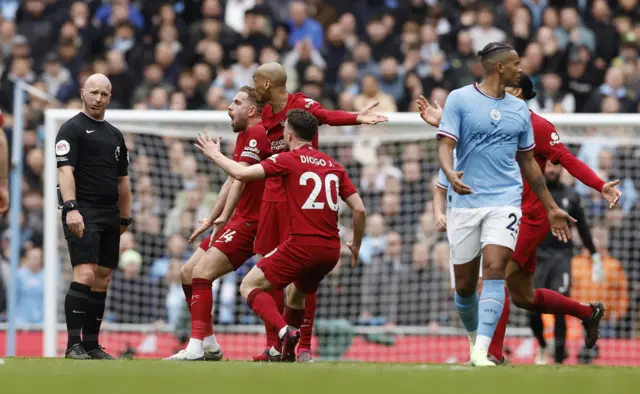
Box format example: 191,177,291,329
66,210,85,238
601,180,622,209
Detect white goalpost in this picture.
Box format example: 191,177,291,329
41,109,640,364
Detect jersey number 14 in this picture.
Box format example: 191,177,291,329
300,171,339,211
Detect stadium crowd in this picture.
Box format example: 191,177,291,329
0,0,639,344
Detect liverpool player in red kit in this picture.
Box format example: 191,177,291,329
251,62,386,361
196,109,367,361
166,86,272,361
424,72,621,365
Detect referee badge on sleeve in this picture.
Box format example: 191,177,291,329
114,146,120,160
56,140,70,156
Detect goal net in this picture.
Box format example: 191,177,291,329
41,109,640,365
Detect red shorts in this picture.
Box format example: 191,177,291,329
199,217,258,270
254,201,290,255
257,236,340,294
510,218,550,273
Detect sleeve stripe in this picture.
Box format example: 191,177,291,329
436,182,448,190
436,131,458,142
517,143,536,152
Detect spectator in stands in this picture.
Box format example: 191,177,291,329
108,249,164,324
469,6,507,53
571,225,629,336
288,0,323,50
231,42,258,86
359,213,387,265
15,247,44,325
360,231,404,326
150,234,190,279
529,71,576,113
585,67,638,113
354,74,397,112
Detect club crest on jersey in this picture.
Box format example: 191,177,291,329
115,146,120,160
550,132,562,146
55,140,70,156
490,109,502,121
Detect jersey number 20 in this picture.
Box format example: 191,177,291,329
300,171,339,211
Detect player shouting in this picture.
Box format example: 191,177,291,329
166,86,271,361
250,62,386,362
424,69,620,365
196,109,367,362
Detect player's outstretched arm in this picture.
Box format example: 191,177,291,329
345,193,367,268
309,100,388,126
195,132,266,182
556,152,621,208
117,176,132,234
516,150,576,242
0,127,8,213
433,183,447,232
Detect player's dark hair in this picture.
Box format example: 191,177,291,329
478,42,515,71
239,85,260,109
286,109,318,142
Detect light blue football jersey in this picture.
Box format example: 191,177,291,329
437,83,535,209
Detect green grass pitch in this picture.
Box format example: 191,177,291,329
0,358,638,394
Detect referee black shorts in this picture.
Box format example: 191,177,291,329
62,206,120,269
534,249,573,296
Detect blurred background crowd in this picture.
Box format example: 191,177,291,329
0,0,638,343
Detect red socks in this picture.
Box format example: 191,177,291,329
191,279,213,340
533,289,592,320
284,307,304,328
182,284,192,312
488,287,509,361
298,292,317,351
248,288,287,334
264,288,285,347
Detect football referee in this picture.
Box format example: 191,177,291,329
56,73,132,359
529,162,604,364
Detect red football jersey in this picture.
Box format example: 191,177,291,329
260,93,359,202
260,145,358,245
232,123,271,221
521,111,570,221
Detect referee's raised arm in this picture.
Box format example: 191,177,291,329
55,73,132,360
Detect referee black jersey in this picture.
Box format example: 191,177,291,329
538,181,597,255
56,112,129,208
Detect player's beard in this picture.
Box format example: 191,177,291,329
232,118,247,133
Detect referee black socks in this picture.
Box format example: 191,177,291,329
65,282,91,349
82,291,107,350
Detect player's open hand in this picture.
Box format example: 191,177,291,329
189,217,213,244
601,179,622,209
66,210,85,238
449,171,472,195
548,207,577,243
416,95,443,127
0,186,8,214
435,213,447,232
208,216,229,248
195,129,221,160
356,101,389,125
345,241,360,268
